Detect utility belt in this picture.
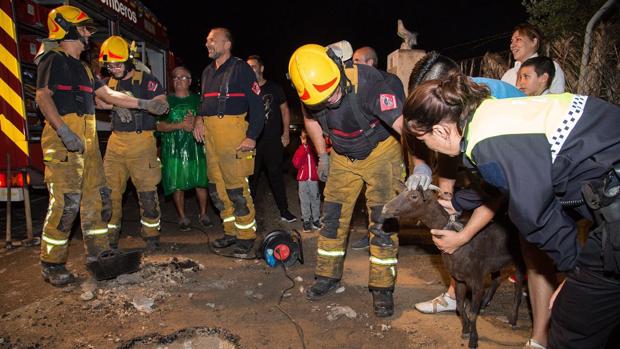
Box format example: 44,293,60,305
203,113,247,119
582,161,620,274
112,110,156,133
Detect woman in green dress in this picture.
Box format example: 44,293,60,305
157,66,211,230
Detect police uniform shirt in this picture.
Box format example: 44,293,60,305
199,57,265,140
256,80,287,145
314,64,403,159
37,50,103,116
104,72,165,131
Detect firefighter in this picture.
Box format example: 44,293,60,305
97,36,168,251
36,5,168,286
288,42,405,317
192,28,264,255
403,74,620,348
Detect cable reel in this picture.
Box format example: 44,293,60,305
259,230,304,268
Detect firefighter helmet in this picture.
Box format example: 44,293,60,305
99,36,131,63
47,5,92,41
288,44,341,106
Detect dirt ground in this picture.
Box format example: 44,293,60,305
0,176,532,349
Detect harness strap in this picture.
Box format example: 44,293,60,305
217,58,241,117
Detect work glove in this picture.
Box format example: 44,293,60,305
56,124,84,153
318,152,330,182
138,98,169,115
406,163,432,191
112,106,133,123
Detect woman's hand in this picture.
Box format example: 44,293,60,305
181,116,194,132
430,229,468,254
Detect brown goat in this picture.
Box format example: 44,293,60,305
382,186,525,349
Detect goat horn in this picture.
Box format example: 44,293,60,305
428,184,441,192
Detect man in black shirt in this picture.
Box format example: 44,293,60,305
246,55,296,223
193,28,265,255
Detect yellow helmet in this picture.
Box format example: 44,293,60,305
47,5,92,41
288,44,341,106
99,36,130,63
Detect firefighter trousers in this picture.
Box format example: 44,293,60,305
203,114,257,240
103,131,161,245
316,136,404,290
40,114,111,264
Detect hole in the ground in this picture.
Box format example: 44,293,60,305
118,326,241,349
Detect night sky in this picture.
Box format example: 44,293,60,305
142,0,527,101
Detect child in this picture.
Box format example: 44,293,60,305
292,128,321,232
516,56,555,96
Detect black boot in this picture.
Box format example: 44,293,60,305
232,239,255,255
41,262,75,287
305,276,341,300
211,235,236,249
144,236,160,253
372,289,394,317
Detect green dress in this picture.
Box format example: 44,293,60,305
158,94,208,196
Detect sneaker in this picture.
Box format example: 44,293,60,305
41,262,75,287
178,217,191,231
302,221,313,233
280,210,297,223
200,214,213,228
305,276,341,300
211,235,236,249
312,220,322,230
372,290,394,317
414,292,457,314
524,339,546,349
232,239,255,255
351,236,369,250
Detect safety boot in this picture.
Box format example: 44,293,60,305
41,262,75,287
372,289,394,317
232,239,255,255
305,276,341,300
212,235,236,249
144,236,160,253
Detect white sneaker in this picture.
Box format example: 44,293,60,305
414,292,457,314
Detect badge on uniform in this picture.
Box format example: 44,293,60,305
147,81,158,92
379,94,397,111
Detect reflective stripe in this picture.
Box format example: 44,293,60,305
42,235,68,246
234,220,256,230
107,224,120,229
85,228,108,236
370,256,398,265
141,219,160,228
223,216,236,223
317,248,345,257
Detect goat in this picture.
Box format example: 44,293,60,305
382,186,525,349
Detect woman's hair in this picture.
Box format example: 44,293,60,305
408,51,461,94
513,23,543,53
403,73,491,137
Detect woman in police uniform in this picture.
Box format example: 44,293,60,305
402,73,620,349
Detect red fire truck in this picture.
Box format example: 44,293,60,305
1,0,175,245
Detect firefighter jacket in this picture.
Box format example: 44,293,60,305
309,64,404,160
199,56,264,139
463,93,620,272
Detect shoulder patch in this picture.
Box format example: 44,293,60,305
379,93,397,111
147,81,158,92
251,81,261,95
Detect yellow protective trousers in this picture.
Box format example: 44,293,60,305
316,136,404,290
40,114,111,264
103,131,161,245
203,114,257,240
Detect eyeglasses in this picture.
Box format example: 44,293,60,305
106,62,124,70
173,76,191,81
